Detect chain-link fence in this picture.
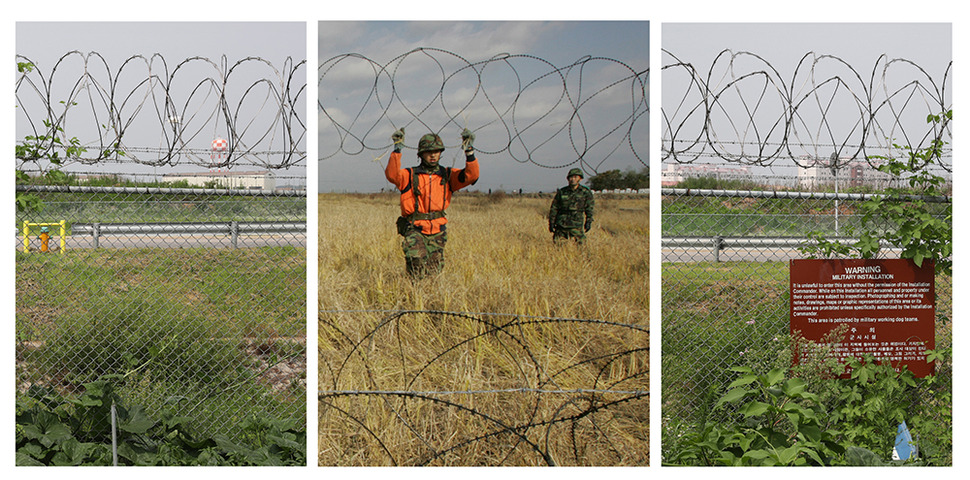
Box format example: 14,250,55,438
661,185,952,429
15,182,307,443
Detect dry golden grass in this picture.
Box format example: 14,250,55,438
319,192,648,465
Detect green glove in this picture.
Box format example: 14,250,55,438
391,128,405,152
461,128,475,154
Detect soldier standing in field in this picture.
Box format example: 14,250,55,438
548,168,595,244
385,127,479,278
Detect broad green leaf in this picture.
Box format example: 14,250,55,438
765,368,786,386
22,410,73,447
845,446,886,466
716,387,749,407
782,378,806,396
739,401,771,417
798,424,822,443
776,445,800,465
119,405,155,434
727,374,759,389
18,442,46,459
51,438,88,466
16,450,46,466
742,449,772,462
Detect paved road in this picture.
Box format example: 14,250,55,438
19,233,306,251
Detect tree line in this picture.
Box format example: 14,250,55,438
587,167,649,191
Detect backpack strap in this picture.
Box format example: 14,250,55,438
404,166,450,223
401,167,413,195
409,167,420,216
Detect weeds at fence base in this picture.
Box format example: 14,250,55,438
662,340,952,466
16,377,306,466
16,247,307,443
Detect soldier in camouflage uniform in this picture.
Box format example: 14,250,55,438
548,168,594,244
385,128,479,278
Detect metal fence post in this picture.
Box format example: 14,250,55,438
231,221,239,248
111,401,118,466
712,235,723,262
93,223,100,249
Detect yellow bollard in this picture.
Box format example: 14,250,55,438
23,221,67,254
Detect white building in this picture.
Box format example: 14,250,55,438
661,163,752,187
797,158,893,189
163,170,276,190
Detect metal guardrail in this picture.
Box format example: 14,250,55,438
662,236,900,262
70,221,307,248
17,184,306,197
661,187,951,203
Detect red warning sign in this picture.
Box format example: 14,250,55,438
790,258,935,377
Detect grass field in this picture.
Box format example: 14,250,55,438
318,192,649,465
15,247,307,438
16,195,305,229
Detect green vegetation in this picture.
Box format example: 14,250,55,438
662,259,952,466
16,247,307,463
588,167,649,190
664,352,952,466
802,111,953,276
16,196,304,231
662,111,953,466
670,176,770,191
16,377,305,466
16,248,305,339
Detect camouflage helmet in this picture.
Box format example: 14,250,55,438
417,133,445,154
567,168,584,178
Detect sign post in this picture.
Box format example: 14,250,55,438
790,258,935,377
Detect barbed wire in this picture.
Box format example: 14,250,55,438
662,49,952,171
319,309,648,466
15,51,307,169
319,387,647,396
318,47,648,174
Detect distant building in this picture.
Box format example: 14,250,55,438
796,158,893,189
163,170,276,190
661,163,752,186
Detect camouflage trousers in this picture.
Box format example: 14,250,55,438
552,226,586,245
402,229,448,278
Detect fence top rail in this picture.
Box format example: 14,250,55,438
661,187,950,203
16,184,306,198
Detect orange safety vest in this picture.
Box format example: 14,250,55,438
385,151,479,235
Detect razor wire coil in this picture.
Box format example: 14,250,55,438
319,308,648,466
318,47,649,174
661,49,952,171
16,52,307,169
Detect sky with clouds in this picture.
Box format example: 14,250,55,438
318,21,650,193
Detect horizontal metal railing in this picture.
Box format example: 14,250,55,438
17,184,306,197
74,221,305,249
661,187,951,203
71,221,306,235
661,236,903,262
19,221,306,250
